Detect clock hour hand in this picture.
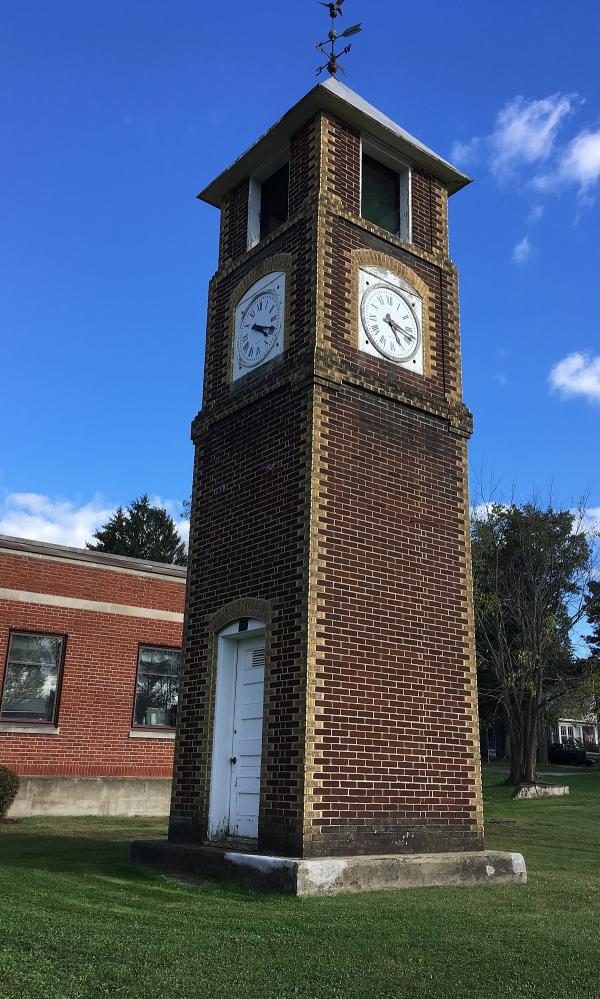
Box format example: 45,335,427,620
383,313,416,343
251,323,276,336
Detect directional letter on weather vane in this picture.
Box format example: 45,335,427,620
316,0,362,77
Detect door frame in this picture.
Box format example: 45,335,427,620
207,618,266,841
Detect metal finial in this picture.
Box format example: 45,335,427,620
316,0,362,77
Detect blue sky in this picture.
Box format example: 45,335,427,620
1,0,599,546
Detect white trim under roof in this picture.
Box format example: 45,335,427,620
0,534,187,583
198,78,471,207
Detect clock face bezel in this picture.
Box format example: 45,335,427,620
360,282,421,364
236,287,283,369
232,271,286,382
358,266,424,374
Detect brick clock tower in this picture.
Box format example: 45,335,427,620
134,79,525,894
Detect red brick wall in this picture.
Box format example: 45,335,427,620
323,114,361,213
308,115,480,854
1,551,184,613
219,179,250,267
313,386,480,854
171,117,320,849
0,551,184,778
172,104,482,856
173,386,312,850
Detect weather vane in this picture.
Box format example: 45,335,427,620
316,1,362,77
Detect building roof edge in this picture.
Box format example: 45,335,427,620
198,77,471,207
0,534,188,581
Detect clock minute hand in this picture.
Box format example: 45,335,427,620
383,313,416,343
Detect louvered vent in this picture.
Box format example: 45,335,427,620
251,648,266,668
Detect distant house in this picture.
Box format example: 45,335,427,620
0,534,185,817
480,709,599,763
552,715,598,749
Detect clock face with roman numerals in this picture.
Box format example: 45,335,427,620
358,267,424,374
232,272,285,382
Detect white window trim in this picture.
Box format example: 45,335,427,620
360,134,412,243
129,728,176,740
247,177,261,250
0,723,60,735
246,151,290,252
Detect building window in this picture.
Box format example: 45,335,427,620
361,148,411,240
0,632,65,723
247,162,289,248
133,645,180,728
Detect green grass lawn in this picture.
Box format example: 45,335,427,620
1,772,599,999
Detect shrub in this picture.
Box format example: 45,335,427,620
0,766,20,820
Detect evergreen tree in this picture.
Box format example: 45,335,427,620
87,494,187,565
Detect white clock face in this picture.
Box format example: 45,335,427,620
233,272,285,382
358,267,423,373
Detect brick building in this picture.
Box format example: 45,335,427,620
144,77,508,887
0,534,185,816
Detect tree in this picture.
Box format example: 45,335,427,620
472,501,595,786
587,580,600,660
583,581,600,756
87,494,187,565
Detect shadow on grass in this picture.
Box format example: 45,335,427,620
0,830,156,879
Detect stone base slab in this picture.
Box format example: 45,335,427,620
9,777,172,818
131,840,527,896
512,782,569,800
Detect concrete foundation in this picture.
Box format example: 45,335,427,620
8,777,172,818
512,783,569,800
131,840,527,896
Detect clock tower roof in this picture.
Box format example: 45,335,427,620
198,77,471,208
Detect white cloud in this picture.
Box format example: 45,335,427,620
452,94,576,179
549,352,600,404
452,93,600,209
0,493,113,548
582,507,600,536
512,236,532,264
490,94,574,178
528,203,544,223
450,136,481,167
0,492,190,550
534,128,600,194
560,129,600,189
176,518,190,547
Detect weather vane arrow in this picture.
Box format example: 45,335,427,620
315,0,362,77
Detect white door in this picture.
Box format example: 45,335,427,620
228,636,265,839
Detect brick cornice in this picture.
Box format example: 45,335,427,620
314,347,473,436
191,352,473,442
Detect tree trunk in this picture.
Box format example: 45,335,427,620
507,719,523,785
522,728,538,783
520,695,539,784
537,712,549,766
